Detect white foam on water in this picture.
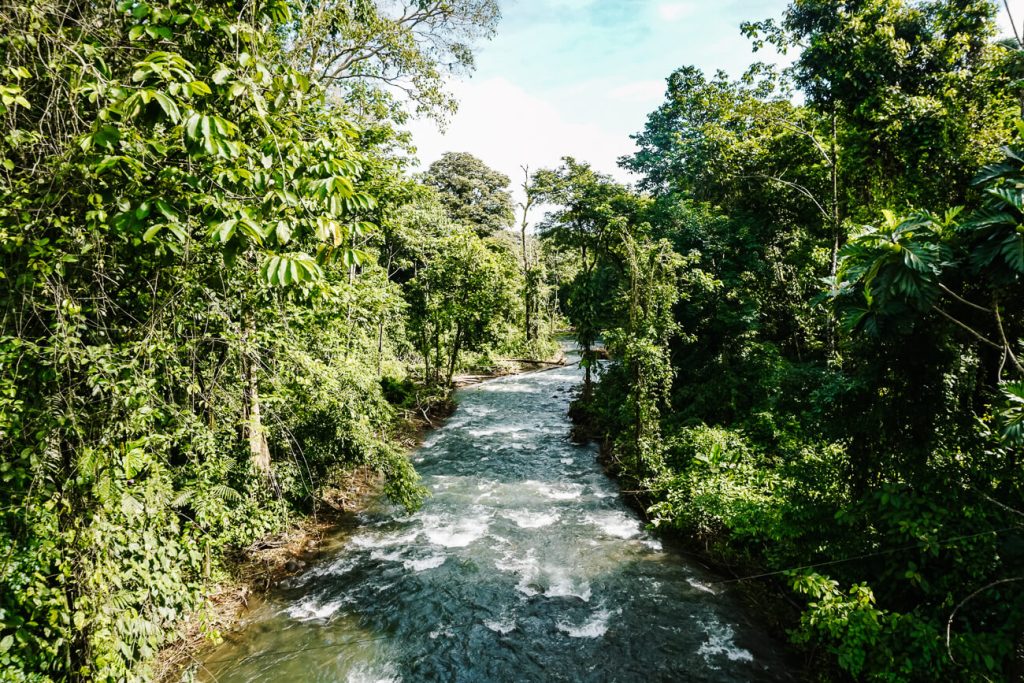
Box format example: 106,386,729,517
560,458,575,465
697,618,754,663
483,618,516,634
529,481,584,501
429,475,457,491
462,403,496,417
422,514,489,548
428,626,453,640
286,596,345,621
347,662,401,683
299,555,357,582
556,608,618,638
370,549,404,563
643,538,664,551
404,555,446,572
544,571,592,602
584,510,642,539
501,509,560,529
478,382,539,394
687,578,717,594
350,528,420,550
467,423,525,437
420,432,443,448
494,548,541,596
488,533,511,547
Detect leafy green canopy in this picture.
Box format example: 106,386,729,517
422,151,515,236
0,0,442,679
549,1,1024,680
287,0,501,121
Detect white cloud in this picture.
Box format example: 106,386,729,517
996,5,1020,40
608,80,666,103
404,77,637,221
656,1,696,22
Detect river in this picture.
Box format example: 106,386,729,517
200,350,791,682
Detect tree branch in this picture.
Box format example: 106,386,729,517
932,306,1004,351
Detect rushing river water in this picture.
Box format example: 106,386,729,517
201,351,790,682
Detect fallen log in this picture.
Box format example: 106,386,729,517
500,358,566,365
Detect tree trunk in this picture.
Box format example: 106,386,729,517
447,325,463,387
242,321,278,495
376,318,385,376
523,227,533,343
829,107,841,279
828,106,842,356
519,165,535,343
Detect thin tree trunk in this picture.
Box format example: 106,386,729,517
829,107,841,279
447,324,464,387
344,232,356,360
376,318,385,376
519,165,535,342
242,320,278,495
828,106,841,356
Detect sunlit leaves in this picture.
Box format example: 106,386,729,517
998,381,1024,446
833,211,949,329
183,112,238,157
260,252,322,285
958,147,1024,281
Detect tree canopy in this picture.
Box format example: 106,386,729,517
422,151,516,236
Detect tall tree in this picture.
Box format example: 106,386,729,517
422,152,515,236
742,0,1017,216
287,0,501,121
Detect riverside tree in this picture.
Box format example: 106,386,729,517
553,1,1024,679
0,0,534,680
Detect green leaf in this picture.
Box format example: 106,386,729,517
151,92,180,122
275,220,292,245
145,25,172,40
211,219,237,242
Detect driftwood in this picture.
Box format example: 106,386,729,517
500,358,566,365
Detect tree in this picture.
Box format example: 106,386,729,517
742,0,1017,216
516,165,543,343
286,0,501,121
422,152,515,236
406,227,518,385
534,158,641,385
0,0,445,678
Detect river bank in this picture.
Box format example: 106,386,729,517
154,354,567,682
566,382,806,672
192,345,791,681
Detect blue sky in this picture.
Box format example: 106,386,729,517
406,0,1016,205
406,0,793,194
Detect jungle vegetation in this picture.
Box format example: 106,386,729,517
2,0,1024,680
545,0,1024,680
0,0,557,679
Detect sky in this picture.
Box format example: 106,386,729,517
405,0,1019,209
404,0,790,201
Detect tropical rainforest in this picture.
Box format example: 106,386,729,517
1,0,1023,681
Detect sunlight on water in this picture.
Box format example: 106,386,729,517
199,346,791,682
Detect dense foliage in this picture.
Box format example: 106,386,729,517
549,0,1024,679
0,0,552,680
